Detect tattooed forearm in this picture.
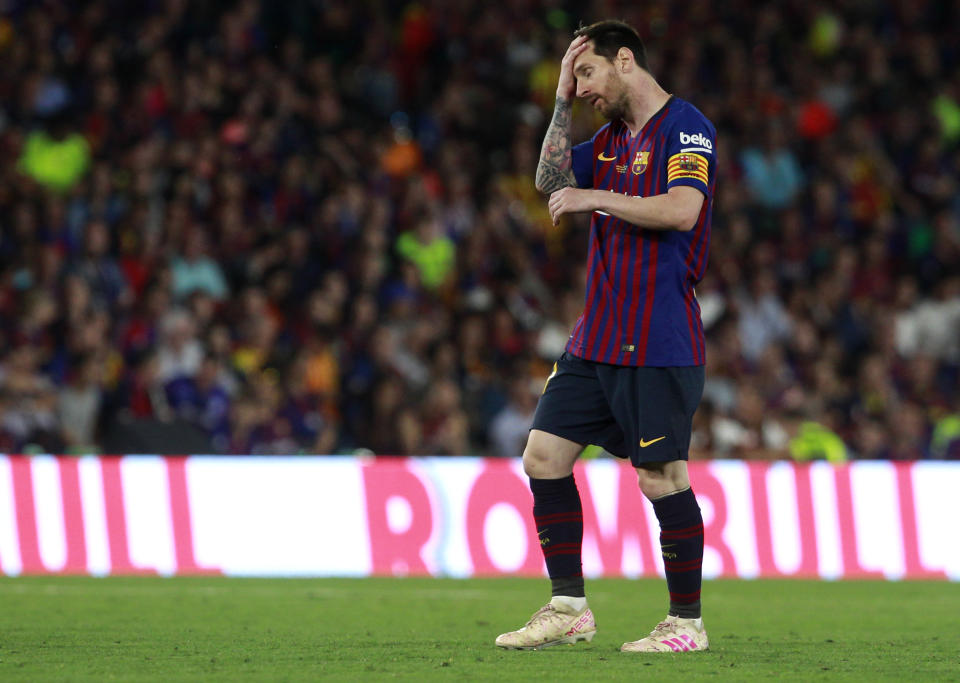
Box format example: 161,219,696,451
535,97,577,194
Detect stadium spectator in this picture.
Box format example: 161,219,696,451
489,376,539,458
155,309,203,384
18,115,91,192
165,354,231,450
0,345,61,452
740,120,804,210
419,378,469,456
106,350,170,423
170,230,230,302
735,269,793,363
395,210,456,292
73,218,130,309
57,354,103,452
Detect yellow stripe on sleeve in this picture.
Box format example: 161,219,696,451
667,152,709,185
668,169,709,184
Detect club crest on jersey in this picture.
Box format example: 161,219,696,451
677,154,699,172
632,150,650,174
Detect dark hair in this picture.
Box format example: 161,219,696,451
574,20,648,71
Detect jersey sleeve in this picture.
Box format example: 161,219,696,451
570,123,611,188
571,140,594,188
665,108,716,197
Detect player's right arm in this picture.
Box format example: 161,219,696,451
535,35,590,194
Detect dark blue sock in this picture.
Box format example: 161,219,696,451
530,475,584,597
652,487,703,619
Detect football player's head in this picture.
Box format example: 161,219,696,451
572,20,648,120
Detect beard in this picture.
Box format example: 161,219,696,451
597,76,629,121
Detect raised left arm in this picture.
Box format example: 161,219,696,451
548,185,705,231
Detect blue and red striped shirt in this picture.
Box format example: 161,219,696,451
567,96,716,367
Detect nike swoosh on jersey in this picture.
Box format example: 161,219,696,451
639,436,667,448
597,152,617,161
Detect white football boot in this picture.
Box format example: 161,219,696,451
620,615,709,652
495,599,596,650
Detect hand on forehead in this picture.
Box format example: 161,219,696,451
572,37,595,74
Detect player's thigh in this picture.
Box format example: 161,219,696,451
522,429,583,478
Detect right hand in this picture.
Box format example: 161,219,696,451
556,35,591,101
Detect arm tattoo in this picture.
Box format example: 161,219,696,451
535,97,577,193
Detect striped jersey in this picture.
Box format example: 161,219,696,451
567,96,716,367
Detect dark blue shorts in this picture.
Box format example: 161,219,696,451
531,352,705,466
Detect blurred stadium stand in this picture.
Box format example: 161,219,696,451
0,0,957,459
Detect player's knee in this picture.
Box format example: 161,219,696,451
635,462,689,500
635,470,668,499
522,445,564,478
522,446,549,477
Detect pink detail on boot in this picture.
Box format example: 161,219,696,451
663,638,685,651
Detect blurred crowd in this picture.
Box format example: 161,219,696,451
0,0,958,459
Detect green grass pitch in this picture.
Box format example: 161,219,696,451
1,576,957,681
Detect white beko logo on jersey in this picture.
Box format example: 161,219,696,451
679,131,713,151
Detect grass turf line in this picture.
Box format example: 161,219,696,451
0,576,958,681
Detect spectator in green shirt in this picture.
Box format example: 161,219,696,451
18,117,91,192
396,212,456,291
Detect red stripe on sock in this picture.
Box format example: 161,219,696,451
660,530,704,540
535,512,584,524
664,559,703,571
669,590,701,603
544,548,583,558
660,524,704,540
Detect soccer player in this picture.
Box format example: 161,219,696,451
495,20,716,653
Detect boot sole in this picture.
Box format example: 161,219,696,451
497,630,596,651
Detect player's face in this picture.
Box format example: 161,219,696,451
573,45,629,120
